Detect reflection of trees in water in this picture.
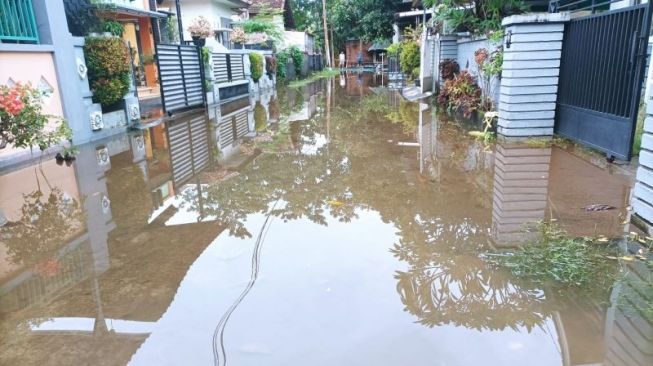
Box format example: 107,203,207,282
1,187,83,266
181,83,571,332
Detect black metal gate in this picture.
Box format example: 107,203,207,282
553,1,653,160
156,44,206,114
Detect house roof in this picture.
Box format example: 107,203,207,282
249,0,285,12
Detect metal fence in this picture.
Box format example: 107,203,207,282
156,43,205,114
0,0,39,43
212,53,246,84
553,1,653,159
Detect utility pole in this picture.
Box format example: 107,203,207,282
175,0,184,43
322,0,332,67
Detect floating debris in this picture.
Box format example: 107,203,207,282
327,200,345,207
583,204,616,212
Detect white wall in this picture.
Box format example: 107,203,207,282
283,31,315,54
165,0,241,51
456,37,501,108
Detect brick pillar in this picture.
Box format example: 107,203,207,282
498,13,569,137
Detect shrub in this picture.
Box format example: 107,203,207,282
386,43,401,57
265,55,277,75
437,70,482,118
475,47,503,111
399,41,420,80
84,36,132,107
91,75,131,107
240,17,282,43
288,46,304,77
249,53,264,82
439,59,460,81
102,21,124,36
276,50,289,79
0,83,71,150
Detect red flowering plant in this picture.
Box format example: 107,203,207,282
0,83,71,150
437,70,482,118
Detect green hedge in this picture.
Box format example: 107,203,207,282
249,53,264,82
85,37,131,107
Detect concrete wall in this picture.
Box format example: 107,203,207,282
456,37,501,108
283,31,315,54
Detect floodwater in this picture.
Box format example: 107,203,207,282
0,73,650,366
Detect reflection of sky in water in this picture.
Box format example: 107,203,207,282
128,209,561,366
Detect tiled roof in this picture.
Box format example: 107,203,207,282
249,0,285,11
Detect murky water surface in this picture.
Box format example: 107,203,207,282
1,74,650,365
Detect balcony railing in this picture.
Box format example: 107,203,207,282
0,0,39,44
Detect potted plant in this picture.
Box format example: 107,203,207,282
187,16,212,47
231,27,247,49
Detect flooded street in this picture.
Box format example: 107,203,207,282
0,74,649,365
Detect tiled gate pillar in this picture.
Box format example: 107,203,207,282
498,13,570,137
633,104,653,230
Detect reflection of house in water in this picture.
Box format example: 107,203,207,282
491,143,633,245
491,144,551,244
551,255,653,366
0,124,227,364
215,96,254,164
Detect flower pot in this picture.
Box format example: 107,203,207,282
192,36,206,47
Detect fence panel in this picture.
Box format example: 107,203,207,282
213,53,246,84
156,44,205,114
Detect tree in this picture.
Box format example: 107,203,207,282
332,0,401,42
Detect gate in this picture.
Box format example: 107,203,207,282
552,1,653,160
156,44,206,114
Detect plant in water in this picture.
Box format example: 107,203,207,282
438,70,482,118
84,36,131,107
0,83,71,151
439,59,460,81
249,53,264,82
485,221,620,287
474,47,503,111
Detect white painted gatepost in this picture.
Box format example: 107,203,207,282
497,13,570,138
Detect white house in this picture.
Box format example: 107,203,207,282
157,0,249,52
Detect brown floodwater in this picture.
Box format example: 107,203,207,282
0,73,650,366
